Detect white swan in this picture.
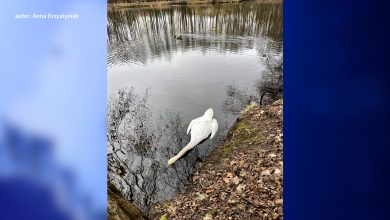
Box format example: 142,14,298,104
167,108,218,166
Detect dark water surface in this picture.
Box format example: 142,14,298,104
108,2,282,211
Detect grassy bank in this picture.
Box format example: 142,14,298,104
108,0,282,9
152,99,283,219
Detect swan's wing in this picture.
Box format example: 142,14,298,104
187,119,194,135
210,119,218,139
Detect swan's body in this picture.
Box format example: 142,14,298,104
168,108,218,166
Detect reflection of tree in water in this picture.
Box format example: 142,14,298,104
257,55,283,105
108,3,282,66
223,81,256,114
108,88,210,214
223,55,283,114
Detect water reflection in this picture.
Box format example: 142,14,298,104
107,88,220,213
223,54,283,114
108,3,282,66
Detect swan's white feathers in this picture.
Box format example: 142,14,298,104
187,120,194,134
210,119,218,139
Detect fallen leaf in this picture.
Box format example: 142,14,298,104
268,153,277,158
195,192,208,201
261,170,271,176
232,176,240,184
275,199,283,205
239,170,247,177
236,184,246,192
203,214,212,220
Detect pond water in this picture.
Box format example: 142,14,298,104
107,2,282,212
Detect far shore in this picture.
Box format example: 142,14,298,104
108,0,282,9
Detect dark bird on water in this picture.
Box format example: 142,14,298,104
174,35,183,40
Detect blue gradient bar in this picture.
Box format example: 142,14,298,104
285,0,390,219
0,1,107,219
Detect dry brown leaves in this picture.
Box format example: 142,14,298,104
152,100,283,220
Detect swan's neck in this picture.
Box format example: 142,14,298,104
168,142,196,165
